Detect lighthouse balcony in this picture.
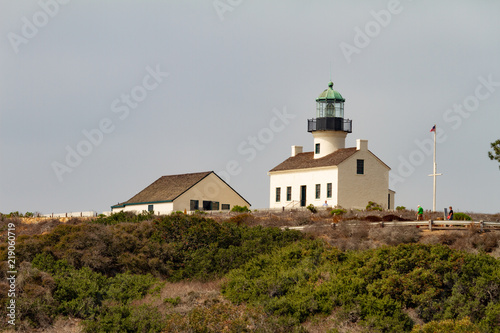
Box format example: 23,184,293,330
308,117,352,133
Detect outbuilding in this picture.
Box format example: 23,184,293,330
111,171,250,214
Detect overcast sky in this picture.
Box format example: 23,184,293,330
1,0,499,215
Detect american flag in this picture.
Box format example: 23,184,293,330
430,125,436,132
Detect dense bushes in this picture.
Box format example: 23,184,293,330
1,214,302,281
0,256,161,332
3,212,500,332
151,213,303,280
0,214,304,331
223,241,500,332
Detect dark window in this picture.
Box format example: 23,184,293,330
315,143,320,154
221,204,230,210
315,184,321,199
327,183,332,198
202,201,219,210
276,187,281,202
148,204,153,212
286,186,292,201
190,200,199,211
357,159,364,174
388,194,391,210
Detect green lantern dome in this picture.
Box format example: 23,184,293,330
316,81,345,102
308,80,352,134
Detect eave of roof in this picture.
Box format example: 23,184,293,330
269,148,358,172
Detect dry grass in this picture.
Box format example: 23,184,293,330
136,279,226,317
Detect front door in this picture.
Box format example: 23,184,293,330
300,185,306,207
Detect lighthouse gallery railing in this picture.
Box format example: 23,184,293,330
307,117,352,133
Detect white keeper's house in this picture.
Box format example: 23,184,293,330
269,81,395,210
111,171,250,214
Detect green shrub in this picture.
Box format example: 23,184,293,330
84,304,165,333
27,255,162,330
223,242,500,332
366,201,383,211
164,296,181,306
151,214,302,280
231,205,250,212
92,211,154,225
106,273,157,304
307,204,318,213
53,266,108,318
453,212,472,221
411,317,481,333
396,206,406,211
330,208,347,216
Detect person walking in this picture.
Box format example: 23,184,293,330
416,205,424,221
447,206,454,220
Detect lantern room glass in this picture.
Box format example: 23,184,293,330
316,101,344,118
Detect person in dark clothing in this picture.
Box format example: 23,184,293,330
447,206,454,220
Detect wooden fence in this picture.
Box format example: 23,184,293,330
284,220,500,231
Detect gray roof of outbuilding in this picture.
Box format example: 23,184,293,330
111,171,250,208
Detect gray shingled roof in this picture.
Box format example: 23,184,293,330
112,171,251,208
269,148,358,172
112,171,212,207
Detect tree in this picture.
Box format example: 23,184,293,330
488,140,500,170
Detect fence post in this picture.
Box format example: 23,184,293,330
480,220,484,232
429,219,433,231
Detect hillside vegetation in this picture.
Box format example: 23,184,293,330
1,211,500,332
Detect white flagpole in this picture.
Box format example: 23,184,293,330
433,128,437,211
428,125,442,212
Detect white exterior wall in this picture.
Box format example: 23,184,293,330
112,202,174,215
337,150,390,210
173,173,249,211
269,167,339,209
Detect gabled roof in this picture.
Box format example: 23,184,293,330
111,171,250,208
269,148,358,172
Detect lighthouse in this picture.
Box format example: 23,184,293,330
268,79,394,210
308,81,352,158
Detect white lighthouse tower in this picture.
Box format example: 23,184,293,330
308,81,352,158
